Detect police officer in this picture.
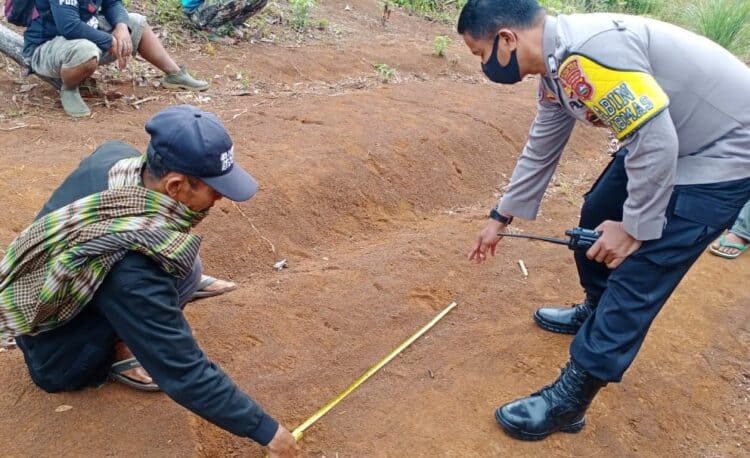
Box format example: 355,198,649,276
459,0,750,441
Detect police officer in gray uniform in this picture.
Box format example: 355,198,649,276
460,0,750,441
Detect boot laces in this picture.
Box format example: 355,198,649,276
534,363,587,408
573,302,592,321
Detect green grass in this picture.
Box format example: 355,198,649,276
540,0,750,57
683,0,750,56
389,0,467,23
540,0,663,16
290,0,316,31
374,63,396,82
152,0,184,26
433,35,451,57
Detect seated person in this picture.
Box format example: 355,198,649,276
23,0,208,118
182,0,268,32
7,105,298,457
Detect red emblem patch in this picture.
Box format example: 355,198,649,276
585,110,605,127
559,58,594,101
88,2,96,13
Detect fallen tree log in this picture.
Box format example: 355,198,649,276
0,22,61,89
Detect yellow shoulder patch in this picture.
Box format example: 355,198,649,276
558,54,669,139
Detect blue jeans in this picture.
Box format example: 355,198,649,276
570,149,750,381
729,200,750,241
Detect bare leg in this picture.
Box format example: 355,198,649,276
137,25,180,74
114,340,153,385
60,57,98,89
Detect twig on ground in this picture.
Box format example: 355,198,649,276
0,124,39,131
518,259,528,278
232,202,276,253
231,109,248,120
131,96,158,107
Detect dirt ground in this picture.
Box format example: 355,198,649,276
0,1,748,456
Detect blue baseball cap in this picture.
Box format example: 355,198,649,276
145,105,258,201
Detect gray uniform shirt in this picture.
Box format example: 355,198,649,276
498,13,750,240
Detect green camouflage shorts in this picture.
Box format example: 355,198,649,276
186,0,267,30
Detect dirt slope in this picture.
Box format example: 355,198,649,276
0,1,748,456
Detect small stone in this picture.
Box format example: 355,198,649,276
55,405,73,413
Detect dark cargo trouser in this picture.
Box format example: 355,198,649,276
571,148,750,381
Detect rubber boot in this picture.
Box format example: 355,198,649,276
533,295,596,335
162,65,209,91
495,360,606,440
60,87,91,118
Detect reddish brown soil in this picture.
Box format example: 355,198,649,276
0,1,748,456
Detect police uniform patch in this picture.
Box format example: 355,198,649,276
559,59,594,101
557,54,669,139
537,82,558,104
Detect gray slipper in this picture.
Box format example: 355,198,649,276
190,275,237,300
109,357,160,392
60,87,91,118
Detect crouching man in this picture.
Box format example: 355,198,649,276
3,105,298,457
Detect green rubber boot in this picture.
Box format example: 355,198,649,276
162,65,209,91
60,87,91,118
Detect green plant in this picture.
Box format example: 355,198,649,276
290,0,316,31
539,0,587,15
245,1,284,40
316,17,330,30
374,63,396,82
684,0,750,55
433,35,451,57
152,0,183,25
390,0,466,23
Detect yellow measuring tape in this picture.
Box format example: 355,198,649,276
291,301,458,441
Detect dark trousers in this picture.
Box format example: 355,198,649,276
16,256,203,392
570,149,750,382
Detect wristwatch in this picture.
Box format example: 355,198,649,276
489,208,513,225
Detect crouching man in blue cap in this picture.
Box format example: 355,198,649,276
4,105,298,457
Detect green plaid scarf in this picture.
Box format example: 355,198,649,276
0,156,206,337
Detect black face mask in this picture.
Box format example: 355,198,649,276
481,34,522,84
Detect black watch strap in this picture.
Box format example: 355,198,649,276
489,208,513,225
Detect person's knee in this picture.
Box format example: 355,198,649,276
29,373,64,393
128,13,149,52
579,198,598,228
61,41,100,72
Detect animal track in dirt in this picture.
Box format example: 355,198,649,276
241,333,264,347
407,286,450,311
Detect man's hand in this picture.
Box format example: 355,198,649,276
468,219,506,264
586,220,642,269
111,23,132,69
108,36,119,60
266,425,299,458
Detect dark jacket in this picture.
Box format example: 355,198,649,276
23,0,130,57
17,141,279,445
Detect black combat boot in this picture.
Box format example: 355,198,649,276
495,360,606,441
533,295,596,334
